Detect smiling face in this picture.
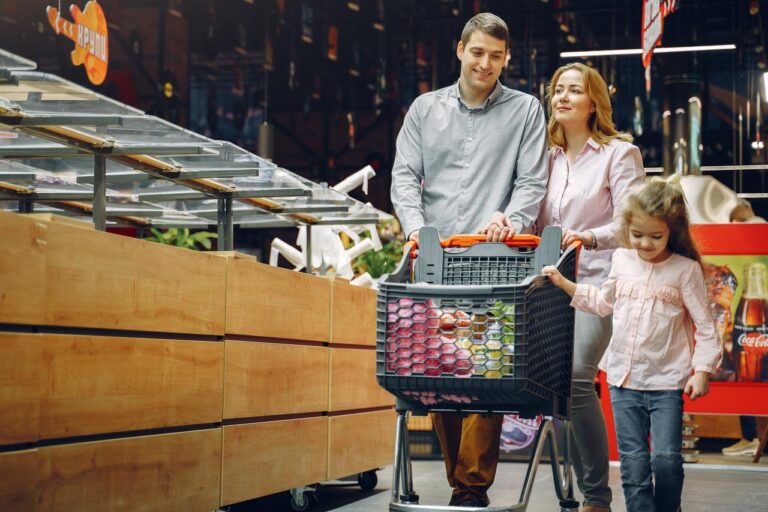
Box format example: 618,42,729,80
456,30,507,100
550,68,595,131
629,213,672,263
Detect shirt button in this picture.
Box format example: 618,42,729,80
465,164,469,168
468,137,473,141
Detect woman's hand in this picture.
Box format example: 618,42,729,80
479,211,516,242
562,228,595,250
684,372,711,400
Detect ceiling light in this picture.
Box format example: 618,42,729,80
763,71,768,101
560,44,735,59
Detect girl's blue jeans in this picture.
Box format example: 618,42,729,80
609,386,684,512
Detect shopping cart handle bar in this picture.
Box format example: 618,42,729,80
441,234,541,248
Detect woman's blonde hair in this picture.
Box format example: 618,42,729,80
546,63,633,149
620,176,701,263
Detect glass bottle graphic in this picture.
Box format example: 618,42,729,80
733,263,768,382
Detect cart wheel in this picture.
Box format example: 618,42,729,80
357,470,378,491
289,492,311,511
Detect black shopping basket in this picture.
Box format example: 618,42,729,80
376,226,581,512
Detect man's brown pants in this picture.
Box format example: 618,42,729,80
431,412,504,506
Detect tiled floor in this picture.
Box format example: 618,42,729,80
231,459,768,511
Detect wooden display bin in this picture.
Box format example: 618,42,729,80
327,410,395,481
0,333,40,445
43,221,226,335
329,346,393,412
0,430,221,512
0,212,46,326
221,417,328,506
39,334,224,439
225,258,330,342
330,279,377,346
0,449,37,511
224,339,329,419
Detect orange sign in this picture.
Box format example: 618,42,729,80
46,1,109,85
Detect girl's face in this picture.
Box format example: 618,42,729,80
629,213,671,263
551,69,595,130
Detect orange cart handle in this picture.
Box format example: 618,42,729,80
441,234,541,249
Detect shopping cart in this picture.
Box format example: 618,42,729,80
376,226,581,512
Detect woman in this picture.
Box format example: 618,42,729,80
537,63,645,512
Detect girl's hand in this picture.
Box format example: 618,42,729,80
561,228,595,250
542,265,566,287
542,265,577,297
684,372,711,400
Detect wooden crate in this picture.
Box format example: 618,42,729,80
328,347,393,412
0,449,38,511
221,417,328,506
225,258,330,341
39,334,224,439
0,333,41,445
327,410,395,480
224,340,329,419
37,429,221,512
0,212,46,326
44,221,226,335
330,279,377,346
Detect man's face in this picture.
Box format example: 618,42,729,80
456,30,507,97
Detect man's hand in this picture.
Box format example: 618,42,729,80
562,229,595,250
479,211,516,242
684,371,711,400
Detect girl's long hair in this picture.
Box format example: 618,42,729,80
620,176,701,264
546,63,633,149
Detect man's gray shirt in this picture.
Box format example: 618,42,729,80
391,81,548,239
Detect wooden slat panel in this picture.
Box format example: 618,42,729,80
329,347,393,412
44,222,226,335
40,334,224,439
327,410,395,480
0,449,38,511
691,414,741,439
330,280,377,346
0,212,46,325
221,418,328,506
224,340,328,419
0,333,41,445
38,429,221,512
225,259,330,341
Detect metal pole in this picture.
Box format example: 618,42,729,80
93,155,106,231
217,196,234,251
17,199,34,213
305,224,312,273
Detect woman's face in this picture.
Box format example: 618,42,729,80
551,68,595,131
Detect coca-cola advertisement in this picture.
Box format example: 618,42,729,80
703,255,768,383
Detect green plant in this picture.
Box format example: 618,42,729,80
348,221,404,278
144,227,218,251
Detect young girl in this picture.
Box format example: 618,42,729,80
543,176,722,512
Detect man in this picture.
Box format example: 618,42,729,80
390,12,548,508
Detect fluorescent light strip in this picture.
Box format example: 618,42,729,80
560,44,735,59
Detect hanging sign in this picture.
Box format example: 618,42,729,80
641,0,678,68
46,1,109,85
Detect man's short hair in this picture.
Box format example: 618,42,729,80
460,12,509,50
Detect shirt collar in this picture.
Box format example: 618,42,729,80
552,137,602,156
451,80,503,110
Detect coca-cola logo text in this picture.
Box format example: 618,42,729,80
736,332,768,348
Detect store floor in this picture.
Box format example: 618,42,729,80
232,459,768,511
